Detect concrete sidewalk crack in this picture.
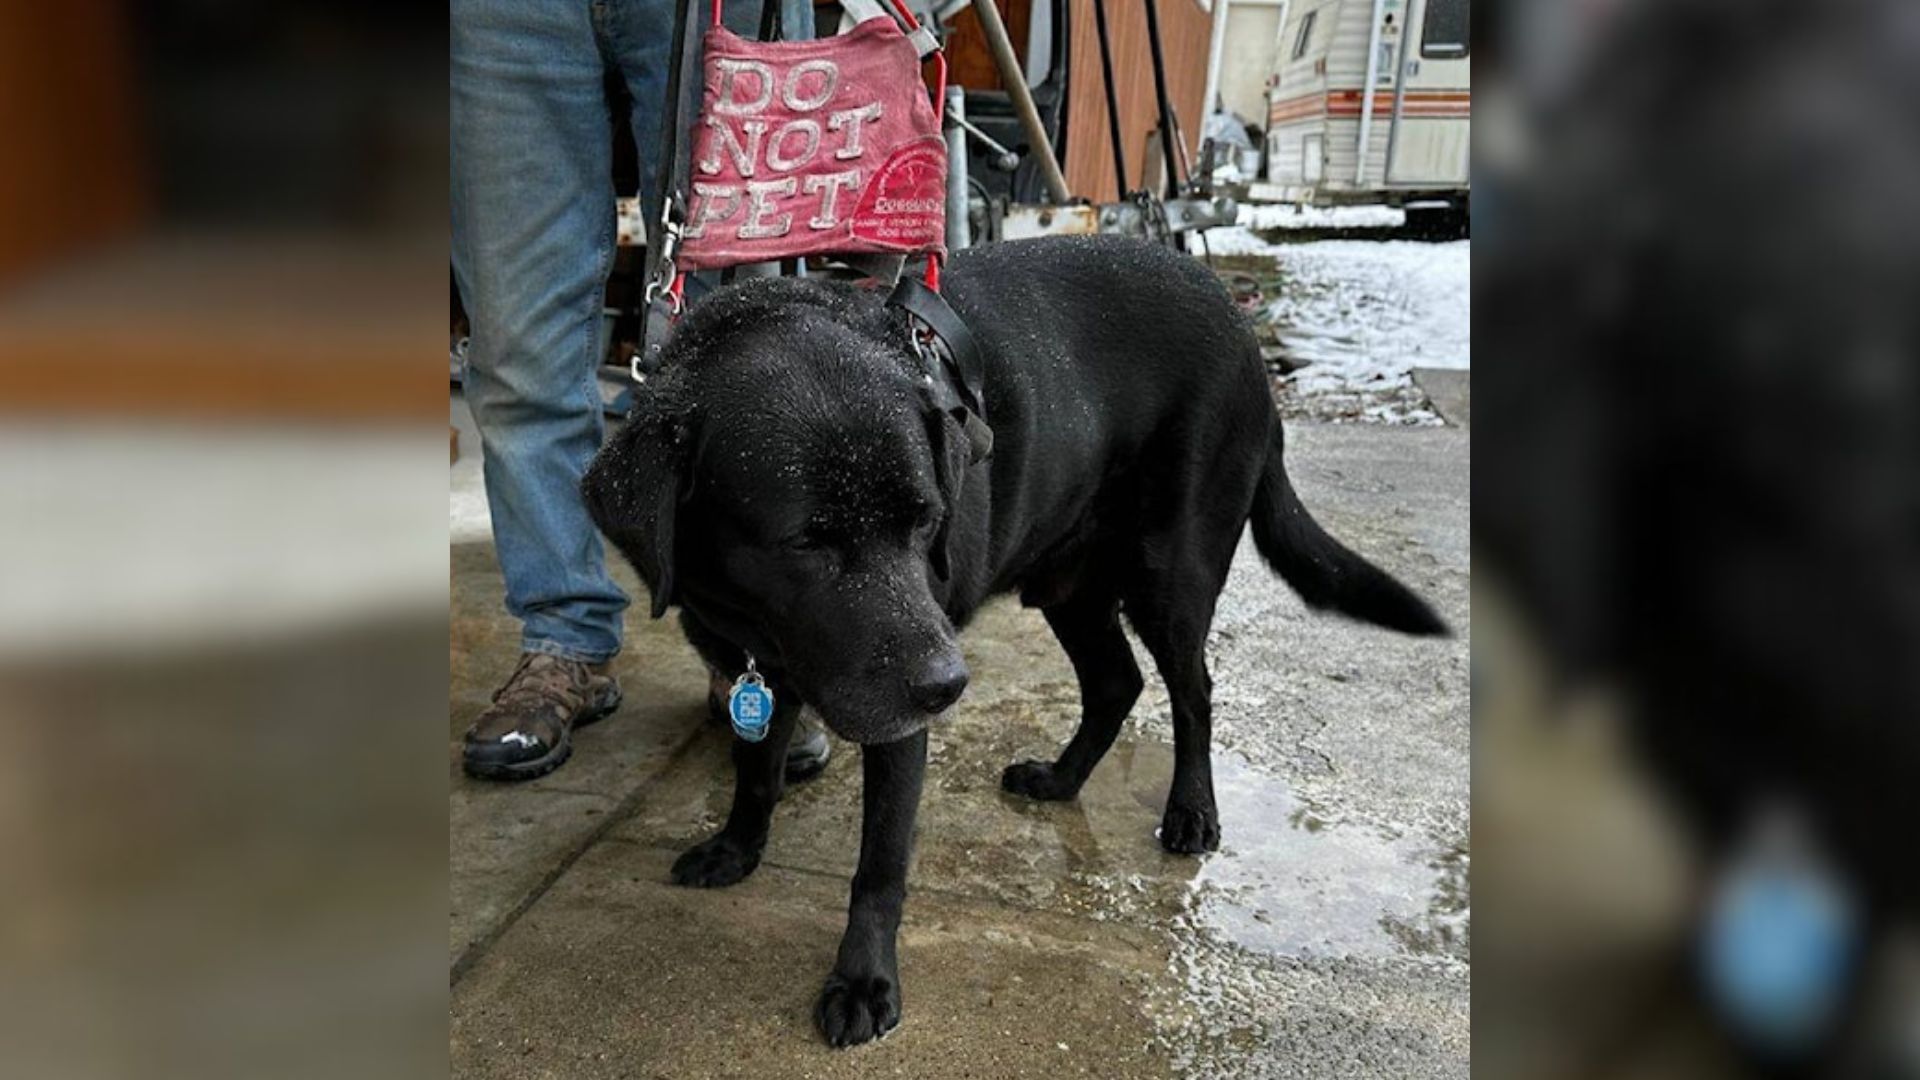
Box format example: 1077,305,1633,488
449,721,712,988
596,835,1177,935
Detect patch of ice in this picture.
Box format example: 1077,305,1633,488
1182,751,1461,963
1144,749,1471,1078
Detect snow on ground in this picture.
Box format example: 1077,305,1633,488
1263,238,1470,373
1205,210,1468,425
1237,202,1407,231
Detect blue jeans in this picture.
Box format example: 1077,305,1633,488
452,0,813,663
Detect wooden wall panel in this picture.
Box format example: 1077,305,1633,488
0,2,146,282
945,0,1035,91
1062,0,1214,202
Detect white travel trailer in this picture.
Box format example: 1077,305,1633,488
1263,0,1470,229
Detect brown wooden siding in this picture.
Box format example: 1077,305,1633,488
1062,0,1215,202
0,3,146,283
944,0,1036,92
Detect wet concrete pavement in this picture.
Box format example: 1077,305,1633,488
449,419,1470,1078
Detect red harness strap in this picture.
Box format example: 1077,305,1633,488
670,0,950,300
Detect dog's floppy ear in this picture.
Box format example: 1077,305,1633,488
639,458,687,619
922,404,971,583
581,395,692,619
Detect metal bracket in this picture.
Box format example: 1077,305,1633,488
993,195,1240,243
906,24,940,57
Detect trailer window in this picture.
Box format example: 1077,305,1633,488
1290,11,1318,61
1421,0,1469,58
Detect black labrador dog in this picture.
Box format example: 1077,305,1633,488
583,234,1445,1047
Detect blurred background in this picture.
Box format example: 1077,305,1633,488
1474,0,1920,1076
8,0,1919,1075
0,2,447,1078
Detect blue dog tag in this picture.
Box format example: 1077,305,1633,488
728,666,774,743
1700,815,1858,1056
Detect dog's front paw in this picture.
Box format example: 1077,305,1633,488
1158,800,1220,854
1000,759,1080,801
670,832,762,888
815,970,901,1047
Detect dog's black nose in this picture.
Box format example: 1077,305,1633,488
908,654,969,714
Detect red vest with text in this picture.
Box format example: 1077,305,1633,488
678,16,947,271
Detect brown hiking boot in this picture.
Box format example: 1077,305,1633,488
463,653,622,781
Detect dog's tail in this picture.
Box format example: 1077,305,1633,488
1250,426,1449,636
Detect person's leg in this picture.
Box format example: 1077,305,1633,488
452,0,629,666
605,0,784,237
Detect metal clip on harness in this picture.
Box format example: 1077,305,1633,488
633,213,685,384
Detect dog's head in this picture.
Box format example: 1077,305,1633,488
583,279,975,744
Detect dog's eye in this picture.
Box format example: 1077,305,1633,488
781,536,843,575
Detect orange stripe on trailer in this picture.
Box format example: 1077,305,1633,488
1268,90,1327,115
1327,110,1470,119
1269,102,1328,123
1275,88,1470,122
1326,89,1471,101
1329,99,1471,117
1328,102,1471,111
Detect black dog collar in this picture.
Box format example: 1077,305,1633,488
887,276,994,465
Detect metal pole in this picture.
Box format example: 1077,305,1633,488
1381,0,1418,184
1142,0,1184,197
972,0,1073,204
1200,0,1232,155
1264,0,1291,183
1354,0,1390,184
1091,0,1129,197
944,86,972,251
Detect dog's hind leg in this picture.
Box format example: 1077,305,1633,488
669,673,802,888
1001,590,1143,801
1125,554,1230,854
